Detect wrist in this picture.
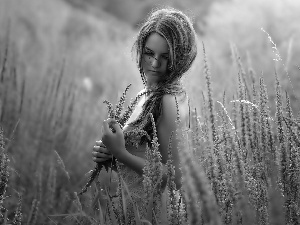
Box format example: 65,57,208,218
115,148,129,163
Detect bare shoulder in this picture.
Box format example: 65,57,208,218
161,93,189,126
161,94,177,115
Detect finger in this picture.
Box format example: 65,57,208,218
95,140,102,146
93,146,100,151
93,157,110,163
92,147,111,155
102,119,111,135
107,118,120,127
106,118,118,133
95,140,106,147
100,147,111,154
110,121,122,134
92,152,112,158
93,146,111,154
106,118,117,123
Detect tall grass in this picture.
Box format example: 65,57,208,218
1,35,300,224
0,35,91,224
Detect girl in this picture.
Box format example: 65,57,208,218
92,7,197,223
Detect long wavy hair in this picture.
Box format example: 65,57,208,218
130,7,197,143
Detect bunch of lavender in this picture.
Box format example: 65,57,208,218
79,84,149,195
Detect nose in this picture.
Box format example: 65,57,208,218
150,56,161,68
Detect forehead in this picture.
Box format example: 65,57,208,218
144,32,169,53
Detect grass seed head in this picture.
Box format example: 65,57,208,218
54,150,70,180
27,199,40,225
0,128,9,201
103,100,115,119
12,193,22,225
203,42,217,145
115,84,132,121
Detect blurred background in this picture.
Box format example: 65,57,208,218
0,0,300,221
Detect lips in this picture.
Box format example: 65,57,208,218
149,70,160,74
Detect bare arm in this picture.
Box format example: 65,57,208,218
117,150,147,175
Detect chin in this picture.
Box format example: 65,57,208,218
146,77,159,81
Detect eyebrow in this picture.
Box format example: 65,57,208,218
144,46,169,55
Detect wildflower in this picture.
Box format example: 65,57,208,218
27,199,40,225
165,132,180,225
259,77,269,162
275,71,285,144
103,100,115,119
261,28,282,62
115,84,132,121
54,150,70,180
251,83,259,160
180,135,222,225
238,69,247,152
119,90,149,127
46,162,56,209
73,192,83,212
203,42,217,144
285,92,294,152
0,126,9,203
12,193,22,225
124,128,150,149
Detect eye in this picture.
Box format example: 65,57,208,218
143,48,153,55
145,51,153,56
162,55,169,60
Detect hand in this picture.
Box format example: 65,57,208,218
101,118,127,160
92,140,113,163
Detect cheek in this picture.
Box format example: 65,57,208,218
161,62,168,73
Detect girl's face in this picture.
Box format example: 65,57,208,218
141,32,169,87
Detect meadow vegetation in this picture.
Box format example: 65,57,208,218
1,34,300,224
1,0,300,224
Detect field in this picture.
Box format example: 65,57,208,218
1,0,300,224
